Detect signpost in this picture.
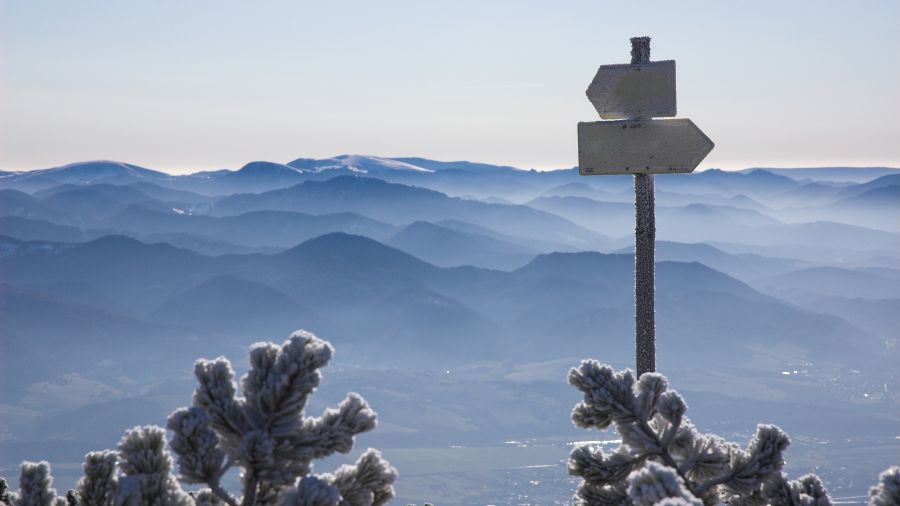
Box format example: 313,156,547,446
577,36,714,376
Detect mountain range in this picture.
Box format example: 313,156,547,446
1,155,898,500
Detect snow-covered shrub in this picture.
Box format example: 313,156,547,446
1,330,396,506
567,360,848,505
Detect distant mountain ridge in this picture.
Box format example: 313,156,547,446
3,152,899,501
6,157,896,192
1,232,884,376
208,175,611,249
742,166,900,183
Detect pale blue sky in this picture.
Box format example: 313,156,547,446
1,0,898,173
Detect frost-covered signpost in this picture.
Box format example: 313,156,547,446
577,36,714,375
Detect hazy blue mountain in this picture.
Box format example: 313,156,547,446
655,169,800,198
538,183,773,213
3,232,881,374
526,195,785,241
783,221,899,248
104,204,396,249
388,221,536,270
33,183,151,202
801,295,900,338
677,219,899,256
541,182,630,201
149,274,322,337
125,181,213,205
375,169,544,202
655,191,772,212
37,186,156,225
780,179,900,232
768,182,846,207
490,252,878,367
0,235,77,257
756,266,900,301
286,155,549,200
210,176,610,248
0,235,214,314
663,202,783,228
830,184,899,208
746,167,900,183
433,219,584,254
0,284,194,400
0,161,173,192
28,183,212,221
138,232,263,256
0,189,71,224
265,232,442,301
203,161,310,193
525,196,634,237
250,233,506,362
4,158,895,209
835,173,900,197
0,216,110,244
614,241,805,281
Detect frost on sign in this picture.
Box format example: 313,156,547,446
586,60,676,119
578,119,714,175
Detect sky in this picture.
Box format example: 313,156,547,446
1,0,898,173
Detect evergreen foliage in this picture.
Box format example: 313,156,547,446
869,467,900,506
566,360,895,506
0,331,396,506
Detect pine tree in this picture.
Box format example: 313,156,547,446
1,331,396,506
869,467,900,506
566,360,851,505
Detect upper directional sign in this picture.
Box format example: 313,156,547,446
578,119,714,175
586,60,676,119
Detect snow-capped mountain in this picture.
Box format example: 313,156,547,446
287,154,435,174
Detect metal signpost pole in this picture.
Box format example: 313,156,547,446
630,36,656,376
577,36,714,376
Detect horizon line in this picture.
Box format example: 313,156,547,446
2,156,899,177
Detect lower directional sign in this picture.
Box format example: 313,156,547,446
578,118,714,175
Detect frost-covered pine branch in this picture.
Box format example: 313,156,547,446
565,360,853,505
869,467,900,506
6,461,66,506
1,331,396,506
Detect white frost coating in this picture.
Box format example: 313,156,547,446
626,462,700,506
566,360,836,505
324,449,397,506
167,408,226,484
868,467,900,506
13,461,60,506
280,477,339,506
76,451,118,506
115,426,193,506
177,330,393,505
0,331,394,506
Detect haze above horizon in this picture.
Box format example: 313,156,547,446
2,0,898,173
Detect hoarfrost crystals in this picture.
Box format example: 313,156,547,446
14,461,60,506
0,331,394,506
76,451,118,506
565,360,843,505
869,467,900,506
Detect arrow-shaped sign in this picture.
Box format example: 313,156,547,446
586,60,676,119
578,118,714,175
576,36,716,376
